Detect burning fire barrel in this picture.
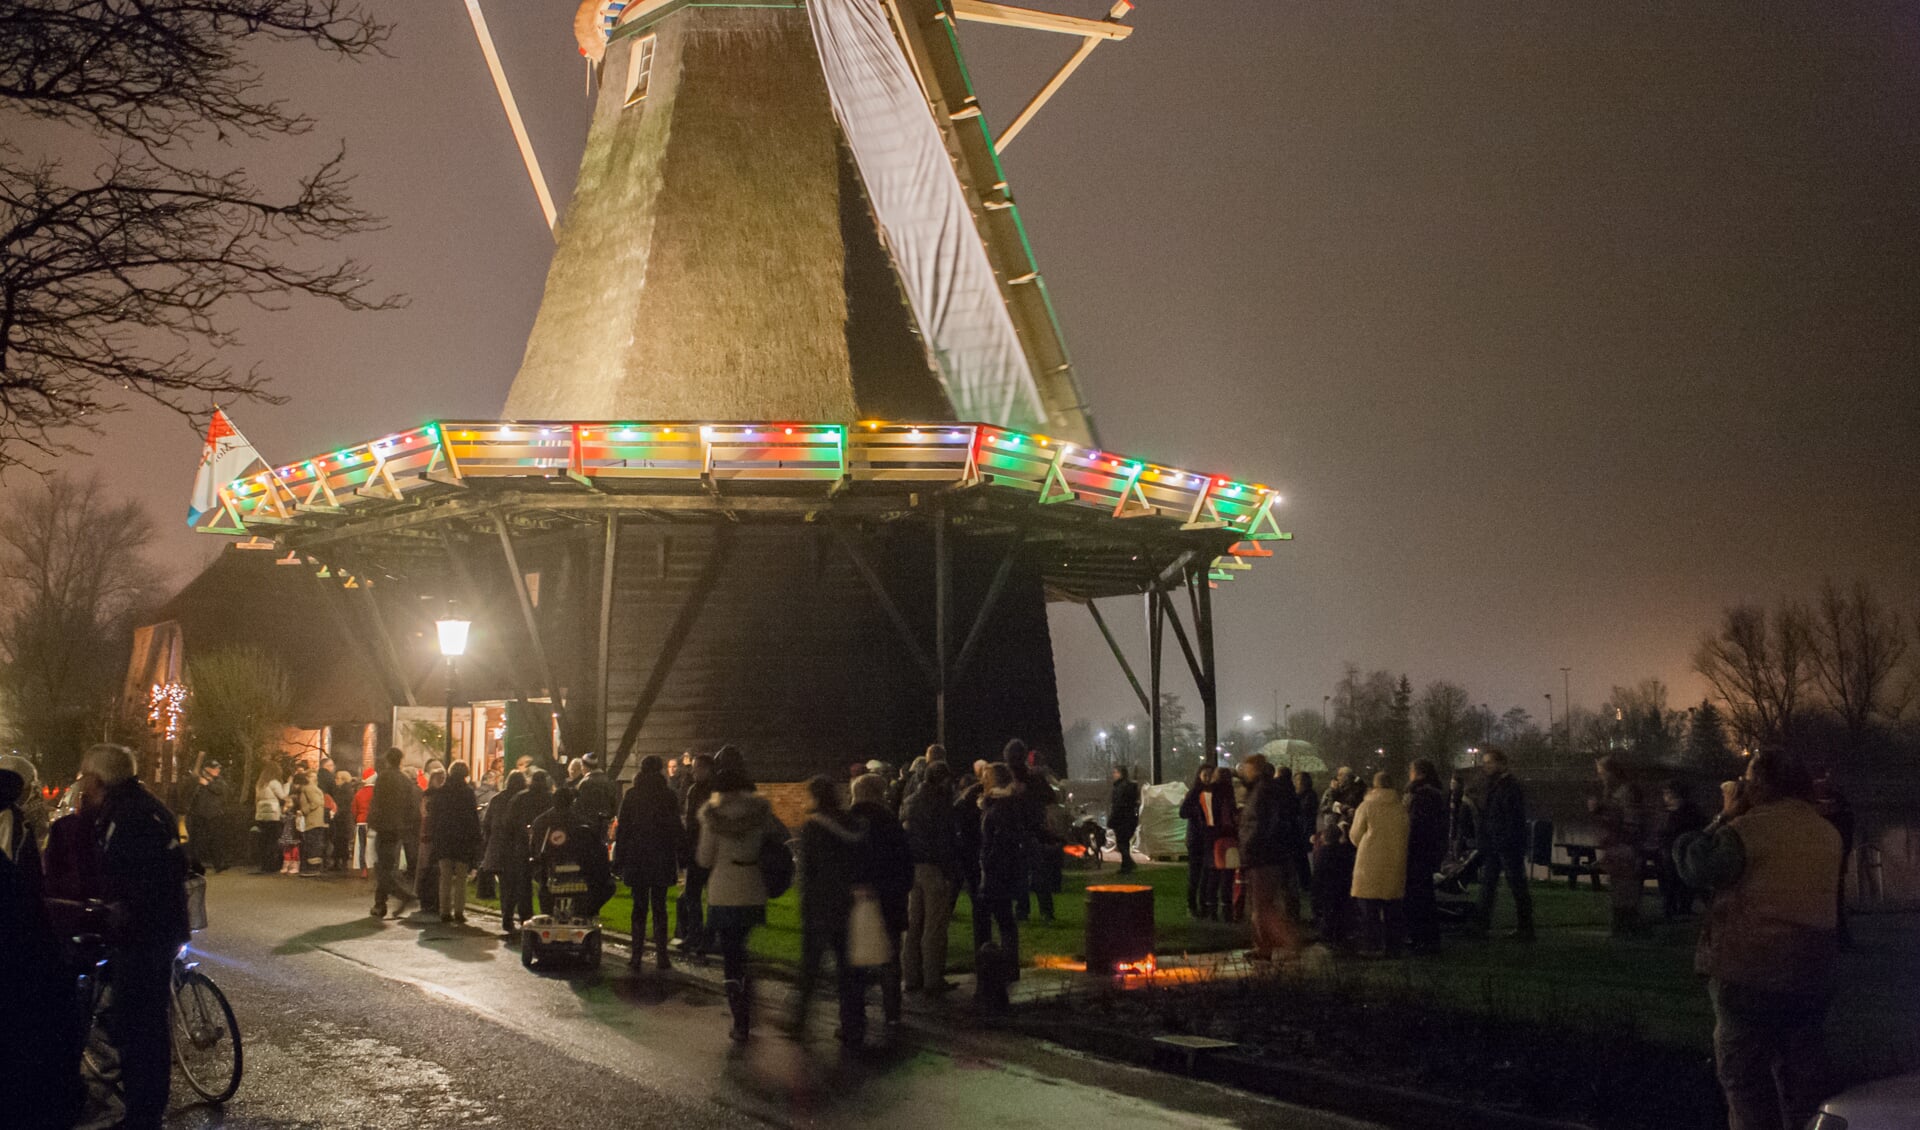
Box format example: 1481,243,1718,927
1084,884,1154,975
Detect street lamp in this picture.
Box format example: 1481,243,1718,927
436,616,470,771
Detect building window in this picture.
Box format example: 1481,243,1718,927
625,34,656,106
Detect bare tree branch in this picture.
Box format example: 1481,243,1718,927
0,0,396,467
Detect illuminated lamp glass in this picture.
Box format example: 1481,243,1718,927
435,618,471,657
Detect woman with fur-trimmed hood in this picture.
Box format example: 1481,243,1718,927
696,761,785,1043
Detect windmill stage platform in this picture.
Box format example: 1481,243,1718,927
206,418,1285,599
197,418,1286,780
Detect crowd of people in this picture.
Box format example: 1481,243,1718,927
0,733,1857,1130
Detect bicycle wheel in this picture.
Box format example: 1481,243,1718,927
171,970,242,1103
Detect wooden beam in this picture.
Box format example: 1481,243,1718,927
950,0,1132,41
461,0,558,232
493,512,569,751
596,516,618,760
608,527,733,778
1158,583,1209,696
831,526,939,687
951,524,1028,683
995,33,1101,153
437,527,528,704
934,500,950,747
1194,568,1219,769
356,580,418,708
1147,589,1163,784
1085,599,1150,714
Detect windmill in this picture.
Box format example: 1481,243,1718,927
194,0,1288,785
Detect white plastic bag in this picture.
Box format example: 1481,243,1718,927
848,887,891,967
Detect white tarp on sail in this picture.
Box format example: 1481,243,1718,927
808,0,1046,431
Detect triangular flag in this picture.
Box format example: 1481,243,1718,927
189,408,268,527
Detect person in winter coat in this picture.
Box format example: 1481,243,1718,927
574,753,618,846
1590,756,1644,936
352,768,377,873
183,761,230,873
426,762,484,925
1349,772,1410,957
1178,766,1211,918
953,767,987,938
1013,758,1061,921
1675,749,1841,1130
253,764,289,873
479,771,526,909
529,786,615,919
1202,766,1241,920
415,767,446,913
792,775,866,1040
849,773,914,1037
295,770,329,874
367,749,420,919
975,764,1029,977
1237,755,1302,960
1403,760,1449,954
901,760,959,993
1655,780,1706,919
502,770,552,934
1313,822,1357,949
1293,771,1318,891
613,756,682,970
1108,765,1142,873
327,769,356,870
696,761,784,1043
1476,748,1534,940
676,753,717,951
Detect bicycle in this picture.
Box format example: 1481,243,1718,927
71,895,243,1124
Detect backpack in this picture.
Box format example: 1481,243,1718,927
758,818,795,899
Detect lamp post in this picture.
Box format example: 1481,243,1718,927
1544,693,1554,750
436,616,470,772
1560,667,1573,756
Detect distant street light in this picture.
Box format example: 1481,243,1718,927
436,616,470,770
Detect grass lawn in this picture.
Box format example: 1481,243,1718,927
472,862,1919,1066
471,861,1239,971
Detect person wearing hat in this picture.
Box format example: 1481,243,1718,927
574,752,618,846
187,759,231,873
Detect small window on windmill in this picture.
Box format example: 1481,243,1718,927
624,34,657,106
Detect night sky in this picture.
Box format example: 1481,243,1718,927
15,1,1919,733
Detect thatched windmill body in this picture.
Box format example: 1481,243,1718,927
196,0,1287,784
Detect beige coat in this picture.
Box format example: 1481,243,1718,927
1349,786,1410,900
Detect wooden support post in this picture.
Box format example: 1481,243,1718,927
608,528,733,778
493,512,569,753
832,527,937,685
437,528,528,704
934,499,951,749
951,525,1027,683
357,580,419,708
1146,589,1163,785
1158,588,1207,692
1085,600,1151,714
596,516,618,759
1195,569,1219,770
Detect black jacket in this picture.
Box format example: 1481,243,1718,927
1238,776,1300,869
1179,783,1206,847
953,781,985,883
681,777,717,863
368,769,421,837
851,800,914,935
901,777,960,875
613,773,681,889
1406,780,1449,874
96,780,190,950
507,787,553,864
425,779,484,864
1109,778,1141,829
798,809,864,925
575,770,617,828
188,774,230,820
1479,772,1529,853
978,789,1032,900
480,787,525,872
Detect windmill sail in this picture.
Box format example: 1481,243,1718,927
506,1,1093,445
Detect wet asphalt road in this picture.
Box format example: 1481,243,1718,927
156,871,1379,1129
